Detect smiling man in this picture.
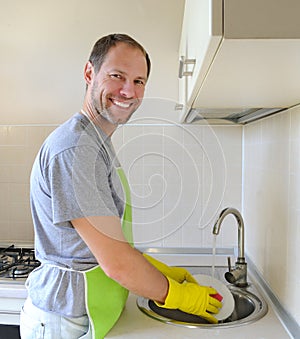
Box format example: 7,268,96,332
20,34,222,339
85,37,148,130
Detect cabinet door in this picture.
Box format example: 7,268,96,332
179,0,222,109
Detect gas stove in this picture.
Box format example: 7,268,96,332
0,245,40,283
0,244,40,327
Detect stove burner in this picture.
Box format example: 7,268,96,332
0,255,14,266
0,245,40,280
10,265,31,278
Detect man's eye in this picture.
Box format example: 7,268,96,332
135,79,145,86
110,74,122,79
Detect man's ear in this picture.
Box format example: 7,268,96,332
84,61,94,86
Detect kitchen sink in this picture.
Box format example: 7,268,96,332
136,266,268,328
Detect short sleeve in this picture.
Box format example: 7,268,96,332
47,145,120,225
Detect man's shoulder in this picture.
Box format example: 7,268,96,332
45,113,95,152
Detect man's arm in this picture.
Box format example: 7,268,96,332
71,215,168,303
72,215,222,323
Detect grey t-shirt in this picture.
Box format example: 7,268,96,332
26,113,125,317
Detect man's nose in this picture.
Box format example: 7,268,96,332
120,81,135,98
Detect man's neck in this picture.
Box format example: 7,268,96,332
80,106,117,137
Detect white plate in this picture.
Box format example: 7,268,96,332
193,274,235,320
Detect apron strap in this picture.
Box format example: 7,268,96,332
116,167,133,246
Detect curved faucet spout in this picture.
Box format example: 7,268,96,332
213,207,245,259
213,207,248,287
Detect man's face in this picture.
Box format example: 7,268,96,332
89,42,148,125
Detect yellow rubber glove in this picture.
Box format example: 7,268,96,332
156,276,222,324
143,253,197,284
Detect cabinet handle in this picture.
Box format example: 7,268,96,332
178,56,196,78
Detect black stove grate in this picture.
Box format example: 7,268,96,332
0,245,40,279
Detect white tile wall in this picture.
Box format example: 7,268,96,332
113,122,242,249
0,122,243,251
0,125,56,242
243,105,300,325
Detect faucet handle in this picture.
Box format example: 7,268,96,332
227,256,232,272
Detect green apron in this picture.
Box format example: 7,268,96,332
83,167,133,339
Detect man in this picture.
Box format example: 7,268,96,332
20,34,222,339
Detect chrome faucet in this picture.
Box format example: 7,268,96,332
213,207,248,287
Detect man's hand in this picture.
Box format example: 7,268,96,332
156,277,222,324
143,253,197,283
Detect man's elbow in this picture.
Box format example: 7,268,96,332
101,260,128,283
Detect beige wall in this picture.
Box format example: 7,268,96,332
243,105,300,326
0,0,184,124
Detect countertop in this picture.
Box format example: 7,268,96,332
106,291,291,339
0,248,294,337
106,250,293,338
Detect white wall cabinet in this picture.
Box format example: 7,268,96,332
178,0,300,124
178,0,222,110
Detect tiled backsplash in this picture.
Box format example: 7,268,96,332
113,122,242,248
243,105,300,325
0,125,56,241
0,121,242,250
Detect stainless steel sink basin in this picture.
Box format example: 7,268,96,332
136,266,268,328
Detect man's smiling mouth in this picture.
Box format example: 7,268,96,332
111,98,131,108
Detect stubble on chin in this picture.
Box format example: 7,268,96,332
97,102,138,125
91,87,140,125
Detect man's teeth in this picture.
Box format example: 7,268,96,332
113,100,130,108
